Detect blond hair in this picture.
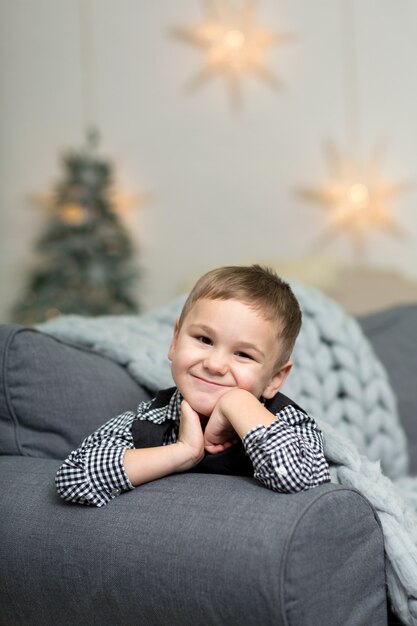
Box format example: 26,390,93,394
179,265,302,366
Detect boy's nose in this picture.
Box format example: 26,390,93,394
203,351,228,375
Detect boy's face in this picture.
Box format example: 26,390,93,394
168,298,292,418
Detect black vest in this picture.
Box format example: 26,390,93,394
132,388,306,477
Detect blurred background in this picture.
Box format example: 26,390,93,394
1,0,417,323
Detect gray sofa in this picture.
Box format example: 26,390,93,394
1,304,416,625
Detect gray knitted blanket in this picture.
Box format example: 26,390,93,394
39,283,417,625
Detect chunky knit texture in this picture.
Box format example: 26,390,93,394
39,282,417,625
288,282,408,480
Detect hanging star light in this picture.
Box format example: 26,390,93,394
298,144,410,249
172,0,292,106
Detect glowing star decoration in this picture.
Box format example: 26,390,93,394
298,145,410,250
172,0,292,106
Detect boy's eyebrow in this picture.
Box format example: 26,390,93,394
188,324,265,357
188,323,213,335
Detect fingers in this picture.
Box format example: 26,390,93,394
180,399,199,420
204,439,239,454
178,400,204,464
179,400,202,435
204,443,224,454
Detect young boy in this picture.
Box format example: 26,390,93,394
56,265,330,507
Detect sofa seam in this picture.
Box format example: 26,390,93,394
2,326,28,456
278,485,382,626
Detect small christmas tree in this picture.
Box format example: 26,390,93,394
13,131,140,324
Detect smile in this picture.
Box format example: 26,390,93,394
191,375,229,388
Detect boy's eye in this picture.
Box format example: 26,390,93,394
236,351,253,360
197,336,212,345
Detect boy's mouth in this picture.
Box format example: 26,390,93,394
191,374,229,388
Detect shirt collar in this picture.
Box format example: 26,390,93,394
165,388,183,421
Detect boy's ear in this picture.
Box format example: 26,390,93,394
168,317,180,362
261,361,293,400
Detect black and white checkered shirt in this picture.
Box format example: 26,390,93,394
56,388,330,507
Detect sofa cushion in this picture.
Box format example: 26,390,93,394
357,304,417,475
0,325,151,460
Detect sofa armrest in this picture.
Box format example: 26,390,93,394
0,456,387,625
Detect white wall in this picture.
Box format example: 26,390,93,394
1,0,417,321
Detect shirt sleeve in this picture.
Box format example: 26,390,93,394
242,405,330,493
55,408,145,507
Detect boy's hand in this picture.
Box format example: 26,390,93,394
204,399,239,454
204,389,278,454
124,400,205,486
177,400,205,467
